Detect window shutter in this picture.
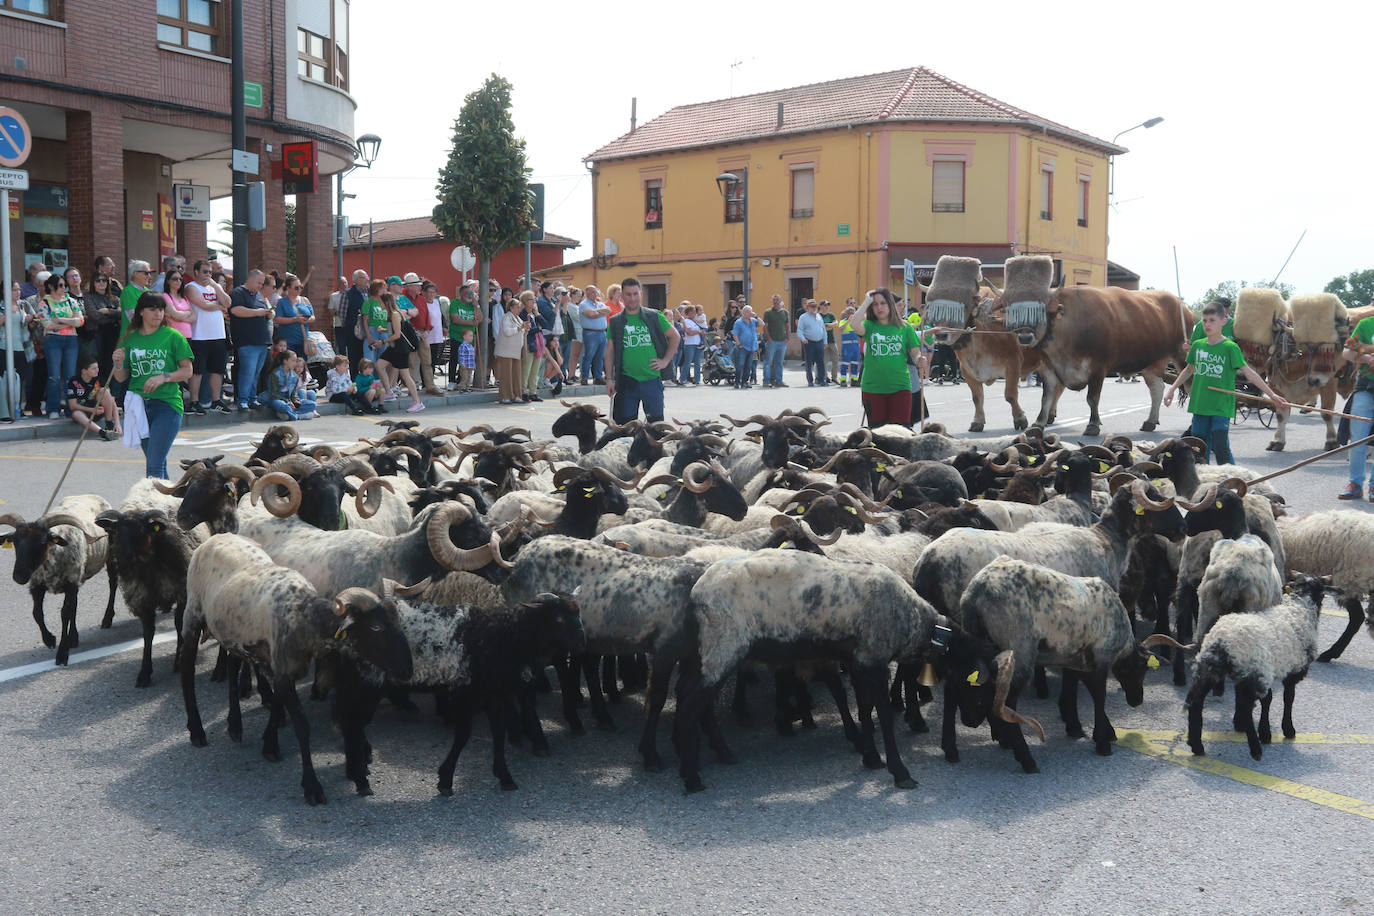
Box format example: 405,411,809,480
932,160,964,212
790,167,814,218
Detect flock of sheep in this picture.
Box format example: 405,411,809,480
3,403,1371,804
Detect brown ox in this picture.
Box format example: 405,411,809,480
919,255,1060,432
987,257,1194,437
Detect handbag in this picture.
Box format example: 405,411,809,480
400,320,421,353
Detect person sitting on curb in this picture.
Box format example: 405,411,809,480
67,356,122,440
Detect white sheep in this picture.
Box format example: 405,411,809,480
1195,535,1283,642
1277,509,1374,662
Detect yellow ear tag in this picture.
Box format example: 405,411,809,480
1060,465,1068,471
151,523,162,531
894,489,903,498
1133,504,1145,516
846,506,858,515
0,543,11,550
966,671,982,687
657,491,668,500
333,626,349,640
1215,500,1223,509
557,485,566,492
1152,479,1165,488
1147,655,1160,670
793,505,805,514
1098,461,1110,473
1162,451,1172,458
779,541,793,549
876,463,887,472
1028,456,1039,465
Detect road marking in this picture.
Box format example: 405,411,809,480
1046,404,1147,431
1118,729,1374,820
0,630,177,684
1130,728,1374,746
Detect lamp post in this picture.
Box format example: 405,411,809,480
335,133,381,287
716,169,749,307
1109,116,1162,198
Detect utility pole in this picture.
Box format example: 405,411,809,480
230,0,247,275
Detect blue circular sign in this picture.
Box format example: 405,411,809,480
0,108,33,167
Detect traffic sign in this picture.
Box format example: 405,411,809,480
0,169,29,191
244,81,263,108
0,107,33,167
450,246,475,272
903,258,915,286
230,149,260,175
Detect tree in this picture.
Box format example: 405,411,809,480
208,218,233,257
1324,269,1374,308
1191,280,1294,313
432,74,532,385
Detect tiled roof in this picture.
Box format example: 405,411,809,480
343,215,578,249
587,66,1123,162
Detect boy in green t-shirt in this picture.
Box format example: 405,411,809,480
1165,301,1286,464
1338,313,1374,499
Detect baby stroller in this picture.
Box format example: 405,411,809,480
703,345,736,385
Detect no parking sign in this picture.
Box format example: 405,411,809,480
0,107,33,167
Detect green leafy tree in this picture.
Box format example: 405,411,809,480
432,74,532,382
1191,280,1294,313
1324,269,1374,308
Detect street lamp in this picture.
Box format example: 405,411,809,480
347,221,384,278
335,132,382,287
1109,116,1162,197
716,170,749,308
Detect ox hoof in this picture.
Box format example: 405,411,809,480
531,745,551,759
1095,743,1113,757
1265,441,1285,452
100,615,114,629
1139,420,1158,432
1325,439,1339,451
1083,424,1101,437
643,756,663,773
1013,417,1028,431
944,749,960,764
188,730,208,748
967,421,985,433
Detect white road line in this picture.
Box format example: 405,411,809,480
0,630,177,684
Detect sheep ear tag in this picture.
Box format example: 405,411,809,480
1147,654,1161,670
1215,500,1223,509
966,671,982,687
151,522,162,532
1133,504,1145,516
876,462,887,472
846,506,858,515
1098,461,1110,473
582,487,596,498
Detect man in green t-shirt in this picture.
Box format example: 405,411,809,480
605,278,679,424
1166,300,1286,465
819,299,838,383
761,294,790,387
120,260,152,332
1338,313,1374,499
445,285,481,391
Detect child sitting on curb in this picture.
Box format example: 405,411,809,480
324,354,366,415
354,359,386,414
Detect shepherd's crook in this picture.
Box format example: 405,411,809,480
1208,387,1371,424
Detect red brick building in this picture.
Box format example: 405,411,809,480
342,216,578,295
1,0,357,307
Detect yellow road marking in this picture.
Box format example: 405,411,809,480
1130,729,1374,746
1118,730,1374,820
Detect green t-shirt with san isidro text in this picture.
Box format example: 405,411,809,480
447,299,476,340
1187,336,1247,417
620,310,673,382
1351,315,1374,381
123,325,193,414
860,320,921,394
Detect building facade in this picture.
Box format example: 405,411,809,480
342,216,577,294
1,0,357,306
568,67,1125,320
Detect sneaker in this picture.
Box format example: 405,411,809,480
529,394,543,402
551,378,564,396
48,411,60,420
405,401,426,413
276,411,293,421
209,401,232,415
1338,482,1363,500
777,382,788,388
98,428,111,441
188,403,207,416
447,382,459,391
237,402,249,411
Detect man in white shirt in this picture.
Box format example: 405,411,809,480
184,259,231,414
678,303,703,385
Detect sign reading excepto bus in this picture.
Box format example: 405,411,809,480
837,223,850,237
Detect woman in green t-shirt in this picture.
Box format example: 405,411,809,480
851,287,923,426
1339,314,1374,499
112,292,193,479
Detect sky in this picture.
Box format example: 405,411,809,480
334,0,1373,302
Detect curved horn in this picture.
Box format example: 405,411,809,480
793,406,830,423
0,512,26,529
307,443,340,462
250,471,303,518
1107,471,1138,495
696,434,730,451
797,516,843,545
218,464,257,494
383,577,433,598
1029,448,1069,477
682,462,715,494
41,512,86,532
590,466,644,491
354,477,394,518
1103,434,1135,453
988,447,1021,474
386,445,424,463
421,426,459,439
1141,633,1197,651
1180,436,1208,456
1129,461,1166,478
1130,479,1175,511
1076,444,1118,462
1174,484,1219,513
817,448,857,473
552,466,586,490
1134,438,1171,457
151,466,197,494
267,425,300,449
426,502,497,572
331,455,377,481
638,473,681,493
269,453,323,478
503,426,532,440
332,586,378,615
991,650,1046,743
720,413,773,428
380,430,413,445
1220,477,1249,498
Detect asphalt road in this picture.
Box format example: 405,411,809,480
1,365,1372,914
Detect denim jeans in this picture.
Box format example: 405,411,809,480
581,330,606,380
679,343,701,384
734,350,755,387
1190,413,1233,465
235,345,268,406
612,376,665,424
45,334,79,415
268,398,301,420
803,340,827,384
141,398,182,479
764,340,787,385
1348,389,1374,485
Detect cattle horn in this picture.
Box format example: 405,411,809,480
250,472,303,518
991,650,1046,743
354,477,394,518
1130,479,1175,511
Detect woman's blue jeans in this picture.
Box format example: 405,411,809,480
141,398,182,479
44,334,79,415
1348,389,1374,485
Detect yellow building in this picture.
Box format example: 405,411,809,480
542,67,1125,322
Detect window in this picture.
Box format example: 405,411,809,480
333,0,349,87
932,159,965,213
1076,177,1089,228
644,179,663,229
1039,164,1054,220
297,28,328,82
723,170,744,223
157,0,222,55
3,0,58,18
790,167,814,219
644,284,667,309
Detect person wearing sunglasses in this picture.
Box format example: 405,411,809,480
38,273,85,419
